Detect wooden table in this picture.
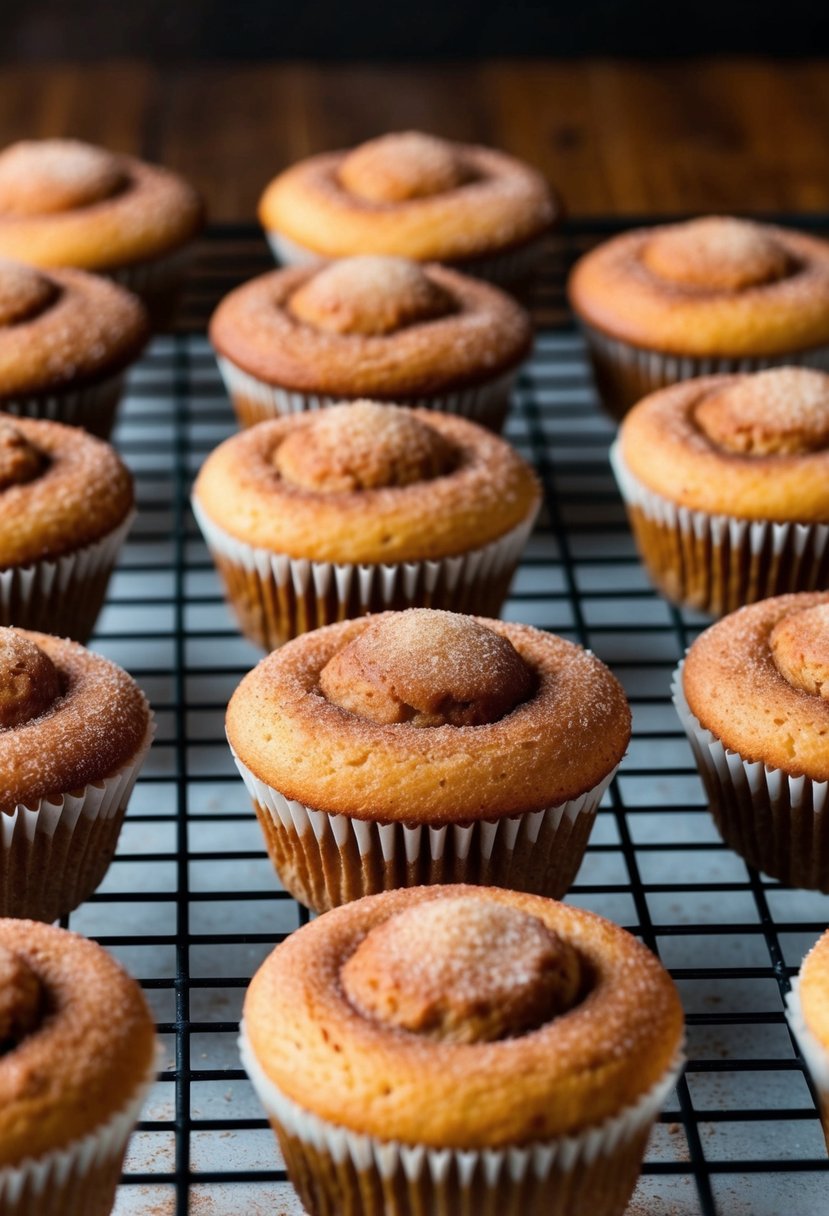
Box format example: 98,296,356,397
2,58,828,220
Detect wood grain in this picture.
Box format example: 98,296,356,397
1,59,828,219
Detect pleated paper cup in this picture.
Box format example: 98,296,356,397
108,245,194,330
232,746,615,912
240,1021,684,1216
0,1047,157,1216
0,372,126,440
611,441,829,618
192,495,537,652
672,663,829,890
582,322,829,422
0,716,154,923
786,980,829,1152
215,354,518,433
0,511,135,643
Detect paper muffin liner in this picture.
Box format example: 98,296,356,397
108,244,195,330
0,1045,158,1216
610,441,829,618
240,1020,684,1216
265,230,547,289
215,354,518,433
0,509,134,643
192,495,537,651
0,372,126,440
581,322,829,422
672,662,829,890
0,715,154,923
232,746,615,912
785,980,829,1151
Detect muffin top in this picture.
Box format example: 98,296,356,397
0,627,151,814
619,368,829,521
193,401,540,563
682,591,829,781
0,139,204,271
0,414,133,567
258,131,558,262
227,610,631,822
243,884,683,1148
568,217,829,356
799,928,829,1052
0,918,156,1167
209,256,532,396
0,258,149,395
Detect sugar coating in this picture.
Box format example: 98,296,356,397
0,628,61,728
643,216,791,291
339,132,472,203
0,944,41,1045
0,140,125,217
695,367,829,455
770,603,829,698
0,258,57,326
0,421,45,490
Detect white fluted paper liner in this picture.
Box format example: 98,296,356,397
215,354,517,431
240,1019,684,1182
0,715,154,921
0,509,135,639
0,1047,158,1213
786,980,829,1105
0,372,126,438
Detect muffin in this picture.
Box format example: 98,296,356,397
612,367,829,617
0,138,204,328
0,918,157,1215
674,592,829,890
786,928,829,1151
258,130,559,288
0,627,153,922
0,414,134,640
568,216,829,420
209,255,533,431
227,609,631,911
241,885,684,1216
192,400,540,650
0,257,149,437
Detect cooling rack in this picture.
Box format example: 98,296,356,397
65,221,829,1215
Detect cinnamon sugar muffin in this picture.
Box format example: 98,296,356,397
787,929,829,1151
0,919,157,1215
612,367,829,616
259,131,559,288
0,257,149,437
210,255,532,431
241,885,684,1216
674,592,829,889
569,217,829,420
227,609,631,911
193,400,540,650
0,414,134,639
0,139,204,328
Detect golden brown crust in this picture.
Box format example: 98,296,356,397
227,613,631,823
193,406,540,564
244,884,683,1147
0,628,150,815
568,218,829,357
209,260,532,396
0,629,61,728
258,135,557,263
619,371,829,521
683,592,829,780
0,140,204,271
0,261,149,396
800,929,829,1050
0,918,156,1167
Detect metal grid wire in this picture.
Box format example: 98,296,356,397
64,222,829,1216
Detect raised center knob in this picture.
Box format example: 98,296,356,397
695,368,829,455
289,256,455,336
0,422,47,491
339,132,471,203
320,609,534,726
771,602,829,698
0,139,126,216
0,629,61,729
0,945,43,1050
341,895,583,1043
643,217,791,291
274,401,456,493
0,259,58,326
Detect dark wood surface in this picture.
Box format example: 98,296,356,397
2,59,829,220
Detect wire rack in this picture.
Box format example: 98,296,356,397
66,221,829,1216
